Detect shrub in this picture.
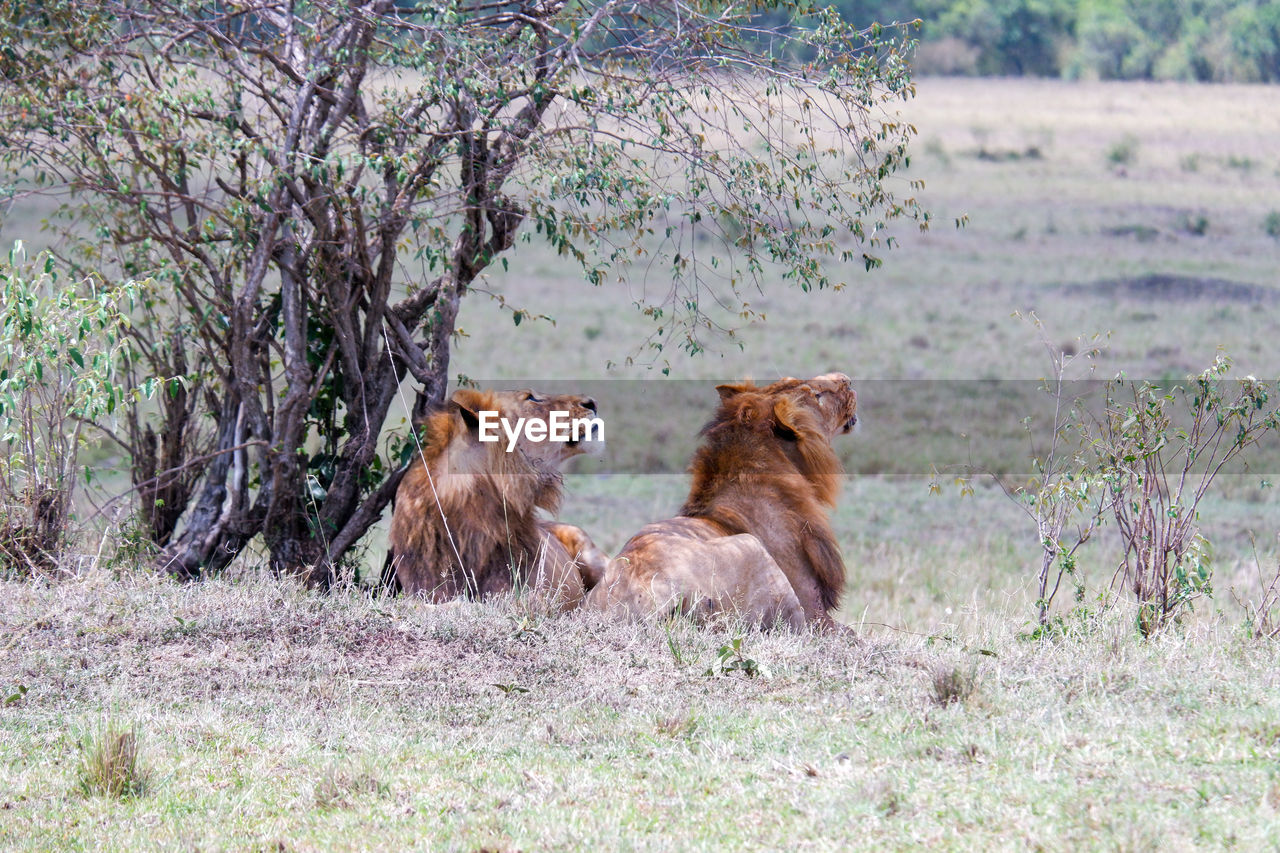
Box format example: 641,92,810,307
934,317,1111,628
0,245,135,576
1178,212,1210,236
1106,135,1139,167
1233,548,1280,640
1069,3,1159,80
1093,358,1280,635
1263,211,1280,239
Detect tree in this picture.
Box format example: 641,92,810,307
935,0,1070,76
0,0,924,584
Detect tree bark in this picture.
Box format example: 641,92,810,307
158,395,256,579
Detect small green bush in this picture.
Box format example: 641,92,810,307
1263,210,1280,239
1179,212,1210,236
1106,135,1139,167
0,244,136,575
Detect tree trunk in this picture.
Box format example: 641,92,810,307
154,268,461,585
157,395,256,579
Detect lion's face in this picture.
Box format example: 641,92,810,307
452,388,604,466
804,372,857,437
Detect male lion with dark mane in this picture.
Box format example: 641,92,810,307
587,373,856,630
385,388,606,612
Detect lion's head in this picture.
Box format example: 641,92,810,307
448,387,604,470
804,372,858,437
388,387,605,606
713,372,856,436
700,372,855,508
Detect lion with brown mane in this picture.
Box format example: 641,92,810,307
586,373,857,630
384,387,607,612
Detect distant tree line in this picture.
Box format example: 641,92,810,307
826,0,1280,81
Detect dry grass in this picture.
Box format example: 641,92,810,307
930,663,981,707
2,569,1279,850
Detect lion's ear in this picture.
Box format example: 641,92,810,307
716,382,751,403
772,395,819,441
449,388,487,433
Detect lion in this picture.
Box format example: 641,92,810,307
384,387,607,612
586,373,857,630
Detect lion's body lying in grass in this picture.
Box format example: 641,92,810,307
587,373,857,630
386,388,605,612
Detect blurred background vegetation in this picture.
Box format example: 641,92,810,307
783,0,1280,81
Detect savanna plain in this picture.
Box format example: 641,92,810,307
4,78,1280,850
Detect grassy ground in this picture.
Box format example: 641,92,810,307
3,571,1280,851
5,77,1280,849
453,77,1280,382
